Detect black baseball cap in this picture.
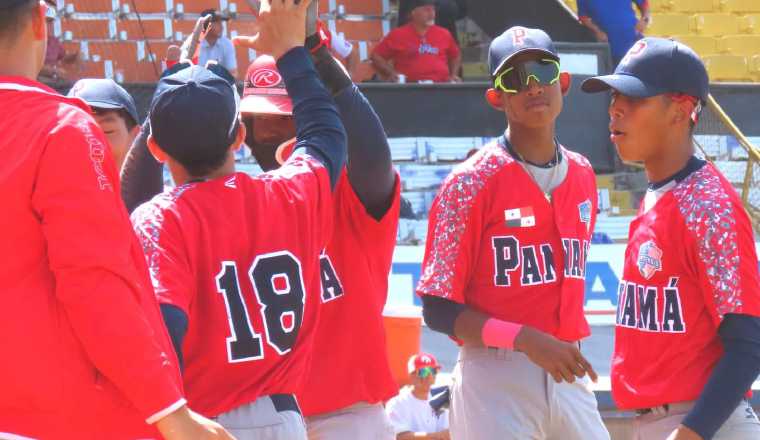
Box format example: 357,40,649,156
201,8,229,22
149,65,240,159
581,37,709,102
68,78,139,125
488,26,559,77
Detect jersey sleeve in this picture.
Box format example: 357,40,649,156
446,31,461,59
416,171,485,304
684,188,760,324
132,201,195,315
30,108,184,421
336,170,401,271
265,154,334,251
577,0,590,19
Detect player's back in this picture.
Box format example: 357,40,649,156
133,155,332,417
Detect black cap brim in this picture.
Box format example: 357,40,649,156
581,74,668,98
492,48,559,76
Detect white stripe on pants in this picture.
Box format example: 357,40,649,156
215,395,307,440
450,345,610,440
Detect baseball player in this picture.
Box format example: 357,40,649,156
0,0,232,438
416,26,610,439
234,14,401,439
131,0,347,438
582,38,760,440
67,78,141,172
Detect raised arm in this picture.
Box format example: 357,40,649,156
307,32,396,218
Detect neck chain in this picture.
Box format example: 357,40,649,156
512,144,560,202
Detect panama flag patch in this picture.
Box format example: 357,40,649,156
504,207,535,228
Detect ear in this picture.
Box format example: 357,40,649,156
231,120,246,153
147,135,169,163
559,72,571,95
485,88,504,111
32,3,46,40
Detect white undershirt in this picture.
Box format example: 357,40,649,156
385,387,449,434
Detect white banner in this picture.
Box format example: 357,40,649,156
388,244,760,325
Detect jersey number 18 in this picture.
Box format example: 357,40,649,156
215,251,306,363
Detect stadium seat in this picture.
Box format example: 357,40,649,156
672,35,717,56
334,19,387,42
740,14,760,34
715,160,748,184
77,60,107,79
704,54,753,81
718,0,760,13
398,164,453,190
389,138,424,162
342,0,386,16
226,20,258,38
694,135,730,158
646,14,691,37
422,137,485,162
177,0,221,14
128,0,171,14
717,35,760,56
62,18,115,40
663,0,716,13
690,14,741,36
117,18,171,40
354,61,377,82
70,0,117,13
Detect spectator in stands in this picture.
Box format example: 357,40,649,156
386,353,450,440
397,0,467,44
400,196,417,219
68,78,140,172
38,2,78,82
577,0,651,67
372,0,461,83
196,9,237,77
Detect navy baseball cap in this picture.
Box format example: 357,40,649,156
581,37,709,102
68,78,139,125
149,65,240,157
488,26,559,77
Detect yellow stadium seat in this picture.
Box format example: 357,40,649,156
704,54,753,81
647,14,692,36
740,14,760,34
668,0,716,13
717,35,760,56
717,0,760,13
690,13,740,36
672,35,718,56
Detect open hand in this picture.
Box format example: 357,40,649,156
514,326,598,384
233,0,312,60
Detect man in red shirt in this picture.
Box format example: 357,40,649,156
417,27,609,439
131,0,348,438
0,0,230,438
583,38,760,440
371,0,461,83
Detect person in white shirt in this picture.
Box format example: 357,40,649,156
197,9,238,77
386,353,450,440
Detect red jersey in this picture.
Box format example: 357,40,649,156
373,24,460,82
298,171,401,416
0,77,184,439
612,161,760,409
417,139,598,342
132,156,332,417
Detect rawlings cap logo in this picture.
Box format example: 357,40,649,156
250,68,282,88
637,240,663,280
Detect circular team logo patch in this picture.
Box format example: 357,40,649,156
637,240,663,280
250,68,282,88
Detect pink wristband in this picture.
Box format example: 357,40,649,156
481,318,523,350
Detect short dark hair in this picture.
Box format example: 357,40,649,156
0,0,36,42
157,121,239,178
92,107,139,131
